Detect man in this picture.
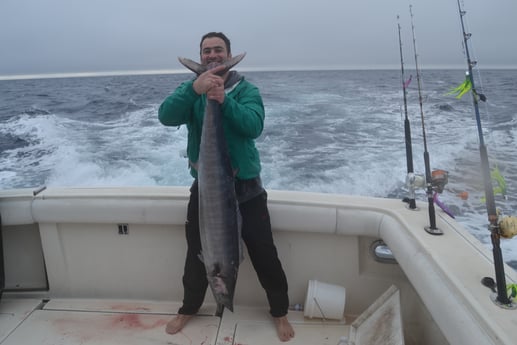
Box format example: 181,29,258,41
158,32,295,342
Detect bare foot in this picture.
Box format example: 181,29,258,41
274,316,295,342
165,314,193,334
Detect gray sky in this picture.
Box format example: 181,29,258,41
1,0,516,77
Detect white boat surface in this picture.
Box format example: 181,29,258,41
1,186,517,344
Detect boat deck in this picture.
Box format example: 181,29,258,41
0,298,350,345
6,187,517,344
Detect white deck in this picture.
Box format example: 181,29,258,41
1,298,350,345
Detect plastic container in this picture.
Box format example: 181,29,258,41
303,280,346,320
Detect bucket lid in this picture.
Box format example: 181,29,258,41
348,285,404,345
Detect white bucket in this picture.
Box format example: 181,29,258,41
304,280,346,320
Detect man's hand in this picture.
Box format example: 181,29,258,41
206,82,225,104
193,65,226,102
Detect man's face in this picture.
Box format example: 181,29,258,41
200,37,231,66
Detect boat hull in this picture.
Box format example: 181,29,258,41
1,186,516,344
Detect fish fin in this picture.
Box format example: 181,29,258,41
218,53,246,75
178,57,206,75
178,53,246,76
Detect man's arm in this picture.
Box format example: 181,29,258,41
158,80,199,126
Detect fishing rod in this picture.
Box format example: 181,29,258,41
397,16,416,210
409,5,441,235
456,0,513,307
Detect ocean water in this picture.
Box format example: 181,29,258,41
1,69,516,266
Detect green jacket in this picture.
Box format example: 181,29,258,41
158,76,265,180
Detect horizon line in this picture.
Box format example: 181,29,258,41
1,64,516,81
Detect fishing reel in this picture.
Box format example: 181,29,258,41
430,169,449,193
406,173,425,200
500,216,517,239
406,169,449,197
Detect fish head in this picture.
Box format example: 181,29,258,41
207,263,238,312
209,276,235,311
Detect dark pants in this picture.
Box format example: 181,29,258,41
178,182,289,317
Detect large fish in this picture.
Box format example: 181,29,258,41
178,54,246,312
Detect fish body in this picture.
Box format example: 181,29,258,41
178,54,245,311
